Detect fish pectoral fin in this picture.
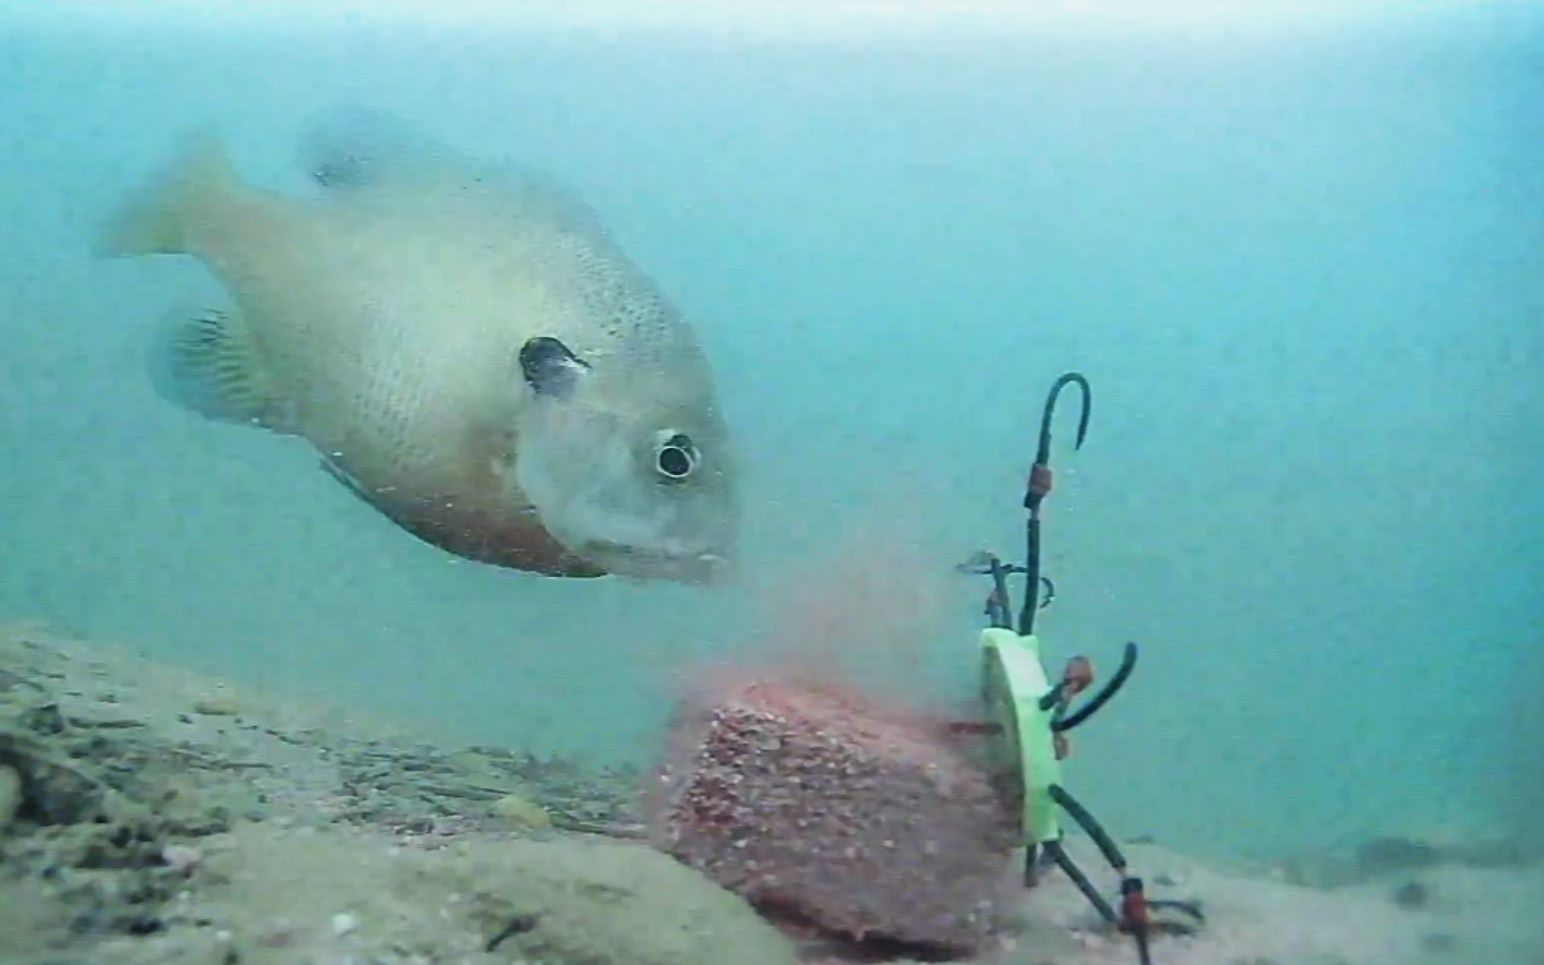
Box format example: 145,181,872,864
519,336,591,400
150,307,289,431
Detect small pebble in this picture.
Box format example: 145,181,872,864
331,912,358,936
488,794,551,831
1392,880,1431,908
161,844,203,875
193,686,239,716
125,915,164,936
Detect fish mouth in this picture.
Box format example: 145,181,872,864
580,541,732,586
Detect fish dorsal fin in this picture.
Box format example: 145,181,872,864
297,106,614,245
498,168,617,247
298,106,435,191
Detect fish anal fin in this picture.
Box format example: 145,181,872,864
149,307,288,431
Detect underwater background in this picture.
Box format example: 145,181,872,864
0,0,1539,868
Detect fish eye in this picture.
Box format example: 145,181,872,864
655,432,699,480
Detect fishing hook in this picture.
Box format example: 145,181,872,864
1026,372,1092,511
1020,371,1092,634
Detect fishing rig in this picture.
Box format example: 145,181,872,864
952,372,1204,965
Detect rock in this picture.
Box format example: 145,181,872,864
489,793,552,831
1355,836,1441,876
1445,836,1532,870
160,843,203,876
195,823,799,965
192,687,239,716
0,731,108,824
421,834,800,965
644,673,1017,956
1392,879,1431,908
20,702,66,735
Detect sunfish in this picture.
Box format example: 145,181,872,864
97,118,738,585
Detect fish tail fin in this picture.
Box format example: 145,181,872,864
97,128,242,257
149,306,287,430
